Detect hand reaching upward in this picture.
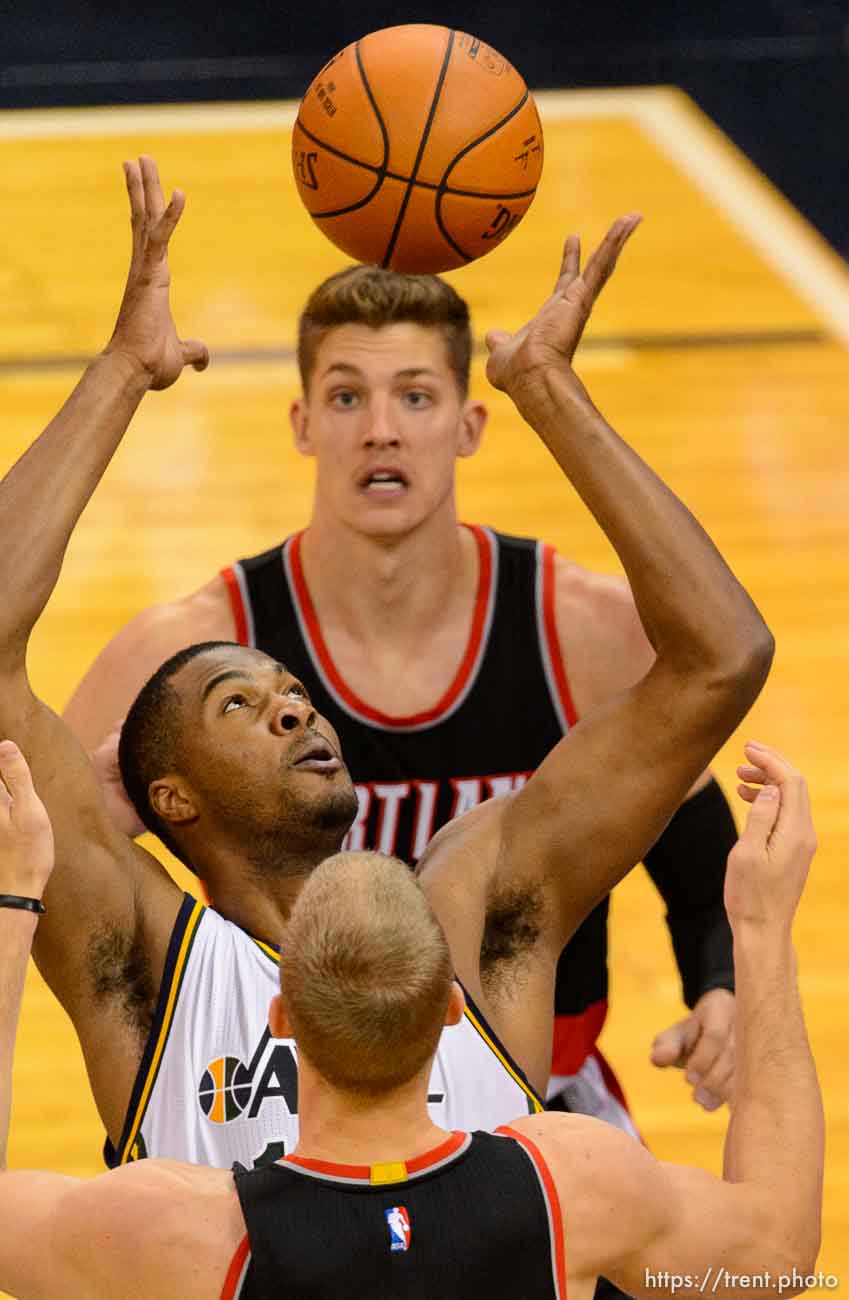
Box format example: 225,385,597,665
484,214,641,400
105,155,209,391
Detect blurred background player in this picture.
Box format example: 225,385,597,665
65,268,740,1132
0,738,823,1299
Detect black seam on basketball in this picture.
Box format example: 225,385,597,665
380,26,455,268
298,115,540,202
293,45,391,221
354,38,390,176
295,117,387,217
435,90,534,260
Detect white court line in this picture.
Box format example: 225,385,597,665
1,87,847,343
537,87,849,347
0,101,297,138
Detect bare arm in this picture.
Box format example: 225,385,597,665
421,220,771,1002
557,563,738,1111
510,750,821,1296
0,158,208,1134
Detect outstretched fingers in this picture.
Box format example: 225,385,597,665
123,156,185,265
580,212,642,303
553,234,581,294
139,154,166,225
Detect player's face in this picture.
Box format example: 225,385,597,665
292,323,486,539
173,646,357,843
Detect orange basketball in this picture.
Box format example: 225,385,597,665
292,24,544,274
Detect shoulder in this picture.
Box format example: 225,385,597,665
503,1111,675,1224
135,573,237,646
13,1161,242,1300
550,553,655,711
552,554,644,643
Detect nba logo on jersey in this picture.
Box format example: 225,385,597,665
385,1206,411,1252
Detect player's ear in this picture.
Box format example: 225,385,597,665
444,980,465,1027
457,400,487,458
291,398,315,455
149,778,198,826
268,992,292,1039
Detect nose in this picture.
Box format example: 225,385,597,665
362,399,400,449
271,694,317,735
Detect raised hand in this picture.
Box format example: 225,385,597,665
0,741,54,901
727,742,816,931
484,213,641,397
104,155,209,391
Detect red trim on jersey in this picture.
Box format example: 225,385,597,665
287,526,493,727
220,566,249,646
497,1125,568,1298
541,546,578,727
220,1233,250,1300
285,1130,467,1182
551,999,608,1077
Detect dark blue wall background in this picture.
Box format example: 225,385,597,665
4,1,848,258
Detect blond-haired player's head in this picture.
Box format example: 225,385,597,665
275,850,461,1095
297,265,472,397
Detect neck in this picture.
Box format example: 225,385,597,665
191,829,345,942
300,501,473,639
293,1059,450,1166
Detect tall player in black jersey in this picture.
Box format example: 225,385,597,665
0,158,771,1168
68,224,738,1131
0,740,822,1299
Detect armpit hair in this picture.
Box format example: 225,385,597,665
480,880,545,1001
87,919,156,1045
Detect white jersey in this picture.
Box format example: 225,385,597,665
106,895,543,1170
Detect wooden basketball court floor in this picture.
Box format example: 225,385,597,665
0,86,847,1286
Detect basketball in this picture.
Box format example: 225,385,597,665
292,24,544,274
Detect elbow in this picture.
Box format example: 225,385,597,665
754,1208,822,1297
733,619,775,700
706,616,775,715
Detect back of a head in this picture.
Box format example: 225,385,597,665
280,851,454,1095
297,265,472,396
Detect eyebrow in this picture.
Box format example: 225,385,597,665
321,363,439,382
201,661,289,705
201,669,252,704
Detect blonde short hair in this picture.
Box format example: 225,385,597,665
280,851,454,1095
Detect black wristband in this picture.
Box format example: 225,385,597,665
0,894,46,915
643,777,735,1008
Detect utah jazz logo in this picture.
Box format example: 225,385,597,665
198,1056,253,1123
198,1028,298,1125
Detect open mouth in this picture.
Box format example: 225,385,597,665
360,468,408,494
291,738,342,773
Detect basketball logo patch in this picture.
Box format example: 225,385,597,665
198,1056,252,1123
385,1206,411,1253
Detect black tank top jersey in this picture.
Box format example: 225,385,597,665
225,1129,566,1300
224,526,609,1076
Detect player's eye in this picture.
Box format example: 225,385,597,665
331,388,359,408
288,682,310,701
403,389,432,408
222,693,249,714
